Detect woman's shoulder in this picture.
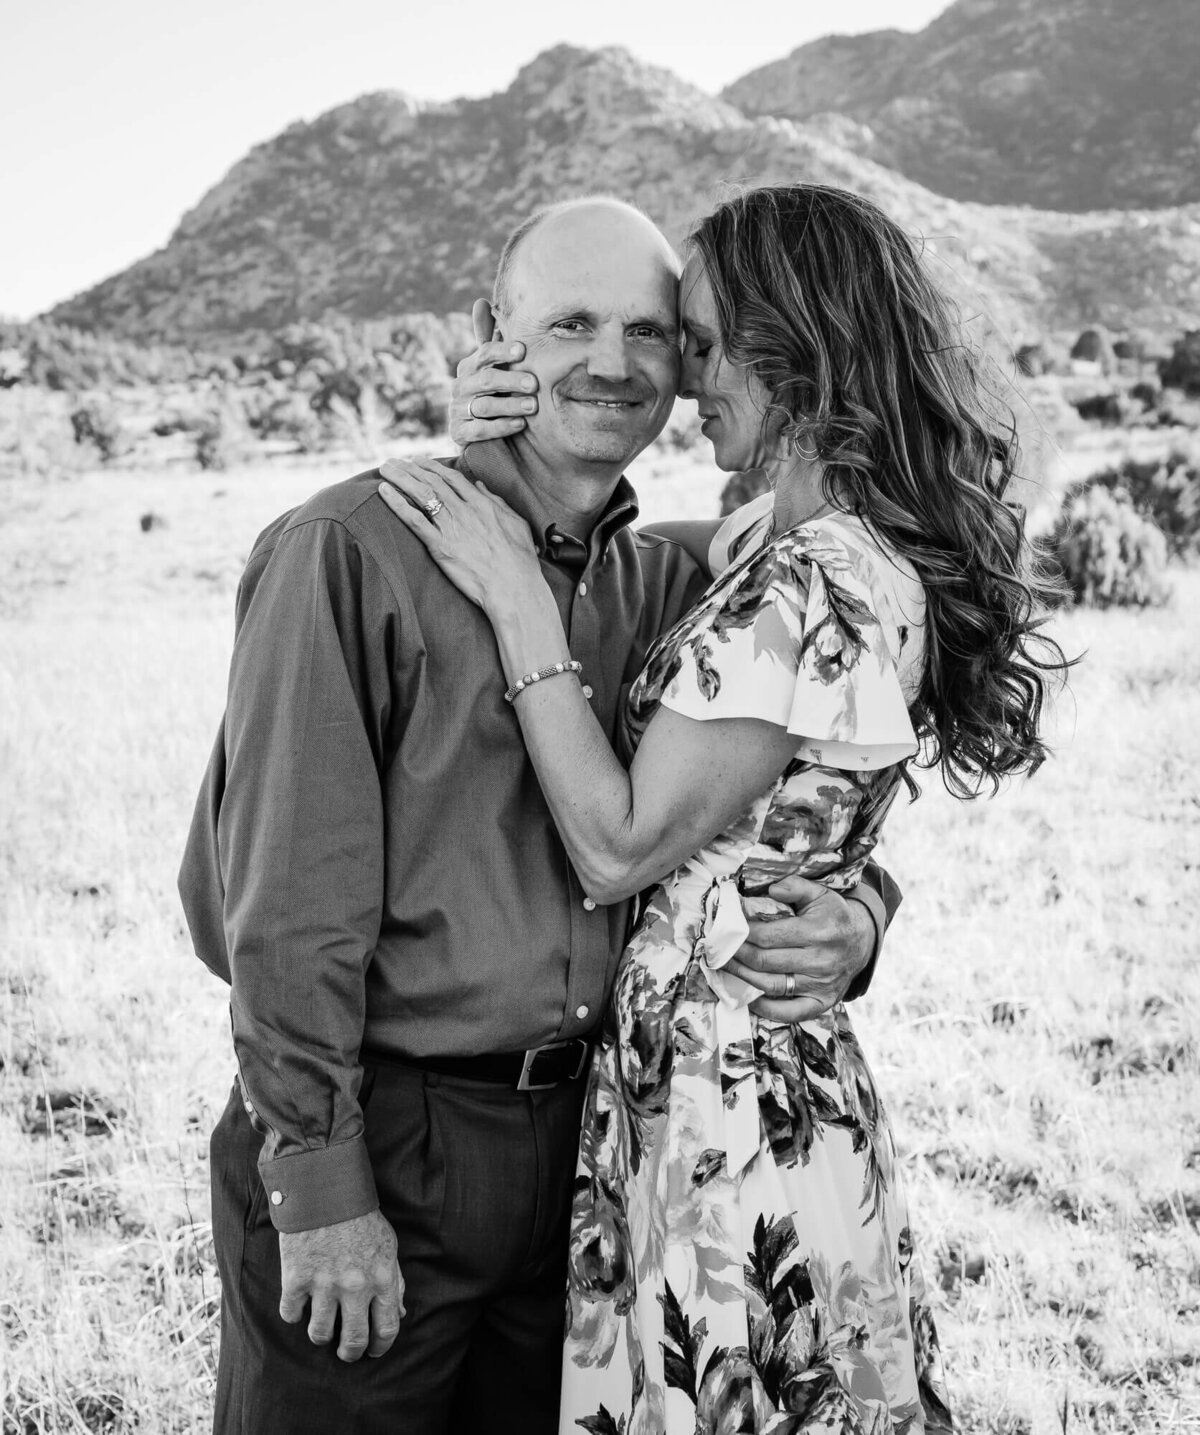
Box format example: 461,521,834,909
805,512,926,695
721,509,925,701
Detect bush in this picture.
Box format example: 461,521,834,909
69,400,129,464
1159,331,1200,395
1089,449,1200,557
1043,487,1170,608
194,394,253,471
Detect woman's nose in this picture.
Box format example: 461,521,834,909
679,353,701,399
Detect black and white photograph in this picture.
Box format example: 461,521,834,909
1,1,1197,1431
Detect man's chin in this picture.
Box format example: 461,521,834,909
560,417,668,466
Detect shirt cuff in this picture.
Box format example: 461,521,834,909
843,879,887,1004
258,1136,379,1233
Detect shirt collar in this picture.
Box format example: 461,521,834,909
457,439,640,559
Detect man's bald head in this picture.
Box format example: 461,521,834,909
492,198,680,316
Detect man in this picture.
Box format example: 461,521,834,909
180,198,899,1435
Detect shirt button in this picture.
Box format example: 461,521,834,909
576,1004,590,1020
582,684,594,699
270,1190,284,1206
582,897,597,912
578,581,588,596
243,1101,254,1115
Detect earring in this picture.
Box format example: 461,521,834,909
792,431,820,462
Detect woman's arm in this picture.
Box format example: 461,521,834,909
378,461,797,904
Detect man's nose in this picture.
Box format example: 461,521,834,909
586,327,632,382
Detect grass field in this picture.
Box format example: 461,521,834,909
1,453,1197,1433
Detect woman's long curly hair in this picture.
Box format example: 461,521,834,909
690,184,1069,797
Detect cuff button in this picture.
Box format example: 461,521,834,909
270,1190,284,1206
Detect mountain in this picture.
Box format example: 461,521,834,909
722,0,1200,212
48,44,1200,344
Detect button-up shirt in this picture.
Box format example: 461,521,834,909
178,439,710,1230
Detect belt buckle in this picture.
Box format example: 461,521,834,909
516,1039,587,1091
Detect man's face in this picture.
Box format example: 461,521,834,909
494,207,681,471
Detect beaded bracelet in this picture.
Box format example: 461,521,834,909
504,660,583,704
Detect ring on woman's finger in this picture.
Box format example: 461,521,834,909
423,496,445,519
783,973,797,999
467,396,483,421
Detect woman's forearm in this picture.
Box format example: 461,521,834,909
488,588,646,903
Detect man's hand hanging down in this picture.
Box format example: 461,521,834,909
278,1210,405,1362
448,298,539,446
724,876,875,1022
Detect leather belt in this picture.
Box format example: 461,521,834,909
378,1038,591,1091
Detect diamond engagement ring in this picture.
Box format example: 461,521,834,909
423,497,445,519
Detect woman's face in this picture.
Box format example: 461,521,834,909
679,254,778,473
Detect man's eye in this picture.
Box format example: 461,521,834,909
630,326,664,340
552,320,586,334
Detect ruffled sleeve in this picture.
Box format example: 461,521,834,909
659,528,918,772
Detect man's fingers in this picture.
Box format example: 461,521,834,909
733,935,839,973
750,994,831,1023
278,1283,308,1326
306,1289,338,1346
336,1299,371,1363
470,297,495,346
764,874,829,909
725,956,837,998
366,1268,405,1358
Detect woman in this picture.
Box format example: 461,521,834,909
379,185,1063,1433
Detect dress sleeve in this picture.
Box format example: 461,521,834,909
659,531,918,772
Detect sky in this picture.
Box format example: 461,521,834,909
1,0,950,320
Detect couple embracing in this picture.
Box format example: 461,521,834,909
182,186,1063,1434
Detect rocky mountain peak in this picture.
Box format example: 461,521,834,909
44,28,1200,343
723,0,1200,212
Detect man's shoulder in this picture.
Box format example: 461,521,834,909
248,470,384,560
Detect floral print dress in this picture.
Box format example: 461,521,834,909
559,503,953,1435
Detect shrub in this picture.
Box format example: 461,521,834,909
69,400,129,464
1089,449,1200,557
1070,392,1126,425
194,394,253,471
1159,331,1200,395
1043,487,1170,609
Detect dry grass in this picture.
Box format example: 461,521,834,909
1,454,1197,1433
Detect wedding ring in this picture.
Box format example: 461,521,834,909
783,973,797,999
423,497,445,519
467,396,482,421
